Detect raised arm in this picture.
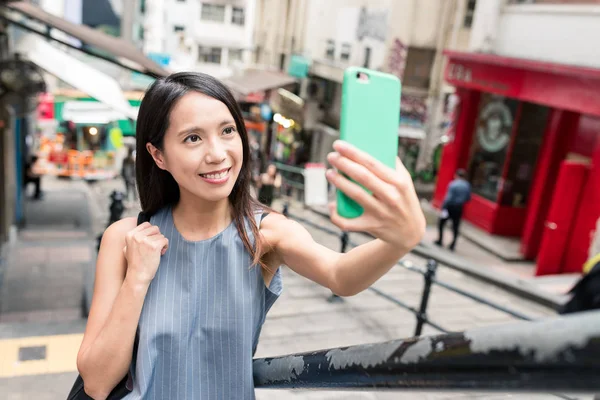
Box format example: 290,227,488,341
76,218,168,399
260,140,425,296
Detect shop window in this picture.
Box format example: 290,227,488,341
232,7,245,26
499,103,549,207
467,94,519,202
201,3,226,22
198,46,222,64
403,47,435,90
325,40,335,60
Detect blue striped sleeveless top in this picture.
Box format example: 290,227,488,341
124,205,283,399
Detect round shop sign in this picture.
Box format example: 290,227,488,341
476,101,512,153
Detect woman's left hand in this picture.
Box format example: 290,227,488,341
326,140,426,251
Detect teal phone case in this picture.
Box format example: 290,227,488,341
337,67,401,219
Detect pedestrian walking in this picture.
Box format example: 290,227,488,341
23,155,43,200
75,72,425,399
256,163,281,207
434,168,471,251
121,147,136,205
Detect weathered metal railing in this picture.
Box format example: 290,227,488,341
253,310,600,394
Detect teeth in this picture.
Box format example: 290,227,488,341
201,169,228,179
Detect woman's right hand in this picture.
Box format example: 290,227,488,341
123,222,169,286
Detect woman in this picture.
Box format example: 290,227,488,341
257,163,281,206
121,147,136,205
76,72,425,399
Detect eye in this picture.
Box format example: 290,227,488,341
222,126,237,135
184,134,201,143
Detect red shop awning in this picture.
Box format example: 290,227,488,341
443,51,600,117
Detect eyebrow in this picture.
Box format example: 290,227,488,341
176,120,236,137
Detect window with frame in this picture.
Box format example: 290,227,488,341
467,94,519,202
173,25,185,33
325,40,335,60
232,7,245,26
340,43,351,61
403,47,435,90
198,46,222,64
201,3,226,22
229,48,243,65
464,0,477,28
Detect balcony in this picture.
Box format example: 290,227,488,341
494,2,600,68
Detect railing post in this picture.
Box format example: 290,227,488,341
282,202,289,217
97,190,125,252
414,259,437,337
340,231,349,253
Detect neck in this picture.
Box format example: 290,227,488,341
172,188,232,241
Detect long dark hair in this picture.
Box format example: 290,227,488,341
135,72,267,267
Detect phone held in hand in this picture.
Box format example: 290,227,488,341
337,67,402,219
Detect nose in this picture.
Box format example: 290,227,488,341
204,138,227,164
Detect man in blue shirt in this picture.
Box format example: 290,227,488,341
435,168,471,251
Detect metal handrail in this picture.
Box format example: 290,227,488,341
289,210,537,335
253,310,600,393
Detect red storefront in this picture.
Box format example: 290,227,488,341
433,51,600,276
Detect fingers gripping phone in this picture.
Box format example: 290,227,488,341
337,67,401,219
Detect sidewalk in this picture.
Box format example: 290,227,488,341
307,201,574,310
0,179,94,332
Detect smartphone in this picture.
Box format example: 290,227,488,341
337,67,401,219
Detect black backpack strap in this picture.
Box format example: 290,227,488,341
137,211,151,225
260,212,270,224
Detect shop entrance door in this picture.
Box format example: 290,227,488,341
536,161,589,275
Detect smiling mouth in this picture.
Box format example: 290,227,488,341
199,168,231,180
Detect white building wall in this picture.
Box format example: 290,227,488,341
303,0,392,75
495,3,600,68
468,0,504,53
469,1,600,69
147,0,256,78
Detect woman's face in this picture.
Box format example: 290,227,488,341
148,91,243,203
267,164,276,176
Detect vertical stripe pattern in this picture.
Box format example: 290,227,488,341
125,206,283,399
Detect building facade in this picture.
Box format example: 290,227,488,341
253,0,476,179
144,0,256,78
433,0,600,275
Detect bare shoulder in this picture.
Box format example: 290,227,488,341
260,212,293,234
95,217,138,280
259,212,311,248
102,217,138,244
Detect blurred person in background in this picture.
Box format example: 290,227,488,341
257,163,282,207
76,72,425,399
121,146,137,206
435,168,471,251
23,155,43,200
560,218,600,315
